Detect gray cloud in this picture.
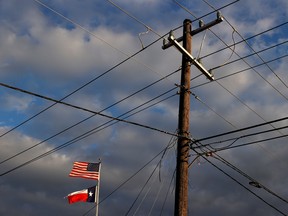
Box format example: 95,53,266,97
0,0,287,216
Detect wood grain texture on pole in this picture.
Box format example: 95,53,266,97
174,19,192,216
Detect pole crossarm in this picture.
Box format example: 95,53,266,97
162,12,223,81
162,12,223,50
168,33,214,81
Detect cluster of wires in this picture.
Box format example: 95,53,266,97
0,0,288,215
189,116,288,215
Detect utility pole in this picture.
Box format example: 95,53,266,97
162,12,223,216
174,19,192,216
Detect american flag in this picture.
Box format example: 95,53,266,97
69,161,100,180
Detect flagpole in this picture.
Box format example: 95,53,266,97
95,161,101,216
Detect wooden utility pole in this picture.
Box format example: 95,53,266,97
174,19,192,216
162,13,222,216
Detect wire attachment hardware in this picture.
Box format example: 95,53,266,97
168,31,214,81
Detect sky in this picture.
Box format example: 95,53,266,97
0,0,288,215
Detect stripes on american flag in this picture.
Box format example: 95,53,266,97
69,161,100,180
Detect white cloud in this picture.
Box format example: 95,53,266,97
0,0,288,215
1,94,34,112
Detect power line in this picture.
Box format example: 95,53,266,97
1,0,243,159
177,0,288,103
210,40,288,71
82,140,175,216
173,0,240,24
0,29,167,140
0,87,178,176
200,21,288,60
33,0,133,56
124,156,161,215
0,82,179,138
198,132,288,154
192,148,287,216
202,0,288,89
166,4,288,214
0,67,179,166
191,115,288,143
1,67,206,173
105,0,162,37
22,0,285,155
192,54,288,89
1,0,174,143
6,1,286,214
212,153,288,204
34,0,177,83
209,29,288,102
173,0,288,140
4,67,208,169
193,137,288,205
199,124,288,149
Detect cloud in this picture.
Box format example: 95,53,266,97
1,93,34,112
0,0,288,216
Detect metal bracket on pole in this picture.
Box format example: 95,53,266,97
162,12,224,50
168,33,214,81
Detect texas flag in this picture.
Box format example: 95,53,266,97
67,186,96,204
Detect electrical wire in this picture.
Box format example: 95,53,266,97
200,124,288,150
177,0,288,105
192,147,287,216
132,173,157,215
192,54,288,89
0,91,178,176
0,70,206,174
1,0,176,144
173,0,236,66
199,132,288,154
200,21,288,60
82,147,169,216
210,32,288,102
192,93,238,130
197,30,207,60
190,110,288,214
0,82,179,138
202,0,288,90
0,2,284,216
194,139,288,208
35,1,288,147
191,115,288,143
191,54,288,158
0,31,163,140
173,0,240,24
6,2,286,214
82,136,176,216
212,153,288,204
24,0,288,150
33,0,133,57
18,0,284,167
160,168,176,216
0,67,180,166
173,0,288,143
1,69,206,170
170,3,288,211
125,158,161,216
34,0,180,85
210,40,288,71
0,0,241,170
147,177,164,216
106,0,162,37
148,138,176,216
193,94,278,159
